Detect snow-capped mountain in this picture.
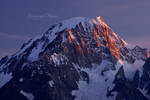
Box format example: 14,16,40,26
0,16,149,100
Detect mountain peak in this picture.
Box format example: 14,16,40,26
93,16,107,26
1,16,148,66
0,16,150,100
1,16,145,64
47,16,107,34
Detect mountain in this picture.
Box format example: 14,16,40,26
0,16,150,100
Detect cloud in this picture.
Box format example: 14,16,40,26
27,13,58,20
0,32,30,41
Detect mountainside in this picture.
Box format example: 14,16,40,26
0,16,150,100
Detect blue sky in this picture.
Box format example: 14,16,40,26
0,0,150,58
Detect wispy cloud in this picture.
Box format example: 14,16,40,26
0,32,30,41
27,13,58,20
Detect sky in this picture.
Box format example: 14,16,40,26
0,0,150,58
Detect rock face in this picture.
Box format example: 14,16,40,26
0,16,149,100
139,58,150,98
